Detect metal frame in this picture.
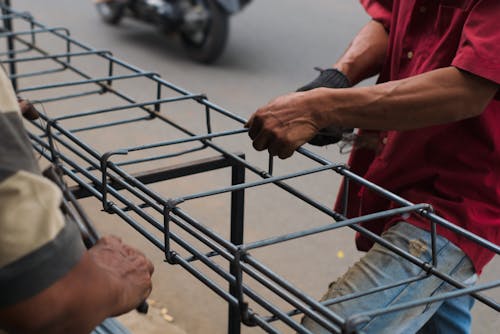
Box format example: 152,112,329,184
1,1,498,333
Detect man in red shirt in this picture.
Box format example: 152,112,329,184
246,0,499,332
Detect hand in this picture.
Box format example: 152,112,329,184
18,98,40,120
245,90,327,159
88,235,154,316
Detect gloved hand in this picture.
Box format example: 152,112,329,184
297,67,353,146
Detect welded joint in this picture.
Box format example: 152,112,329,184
421,261,434,275
99,149,128,212
193,93,207,103
333,164,350,174
417,203,435,215
145,71,161,81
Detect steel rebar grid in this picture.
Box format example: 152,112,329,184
2,2,498,333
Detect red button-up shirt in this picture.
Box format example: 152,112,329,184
338,0,500,273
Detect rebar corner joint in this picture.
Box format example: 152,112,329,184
100,149,128,213
164,250,179,265
240,303,258,327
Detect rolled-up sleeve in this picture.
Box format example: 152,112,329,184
359,0,393,31
452,0,500,87
0,68,84,308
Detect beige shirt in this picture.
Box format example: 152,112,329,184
0,67,84,310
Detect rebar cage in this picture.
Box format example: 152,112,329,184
1,1,498,333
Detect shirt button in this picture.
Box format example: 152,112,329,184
407,51,414,59
419,6,427,13
382,137,388,145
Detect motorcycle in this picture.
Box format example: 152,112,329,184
95,0,251,63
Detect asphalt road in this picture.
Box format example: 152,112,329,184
10,1,499,333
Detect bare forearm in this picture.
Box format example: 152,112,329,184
334,20,388,85
316,67,498,131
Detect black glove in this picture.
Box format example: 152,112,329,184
297,67,353,146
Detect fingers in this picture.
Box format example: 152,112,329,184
246,108,279,151
124,244,155,275
246,108,299,159
268,141,295,159
17,98,40,120
98,235,154,275
245,112,263,140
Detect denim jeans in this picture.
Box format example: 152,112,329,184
301,222,476,334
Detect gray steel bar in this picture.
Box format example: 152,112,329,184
242,204,431,251
53,95,205,121
33,89,103,104
17,72,157,93
9,66,65,79
178,163,341,202
0,49,111,63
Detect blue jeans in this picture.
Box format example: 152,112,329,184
302,222,476,334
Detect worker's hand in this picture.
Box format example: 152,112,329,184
245,90,329,159
297,68,352,146
88,235,154,316
18,98,40,120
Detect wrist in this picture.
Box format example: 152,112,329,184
307,87,343,130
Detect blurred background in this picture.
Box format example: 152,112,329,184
9,1,499,333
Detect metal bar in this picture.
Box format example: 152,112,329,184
63,116,153,134
16,72,157,93
0,26,70,38
228,161,246,334
9,66,65,79
241,204,431,251
53,94,205,121
0,44,31,56
178,163,341,202
0,49,111,63
33,89,103,104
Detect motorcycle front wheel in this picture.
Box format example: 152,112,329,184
96,1,126,25
180,0,229,64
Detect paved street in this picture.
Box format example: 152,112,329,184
9,1,499,333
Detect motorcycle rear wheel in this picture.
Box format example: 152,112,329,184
180,0,229,64
96,1,126,25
